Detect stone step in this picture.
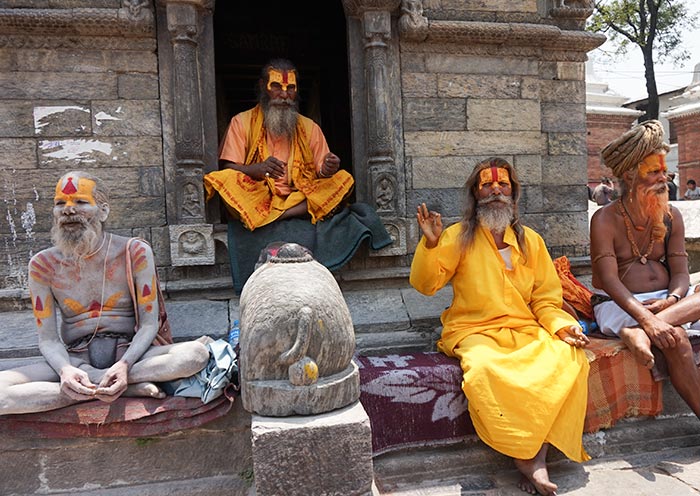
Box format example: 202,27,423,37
0,287,452,360
0,401,253,496
372,413,700,495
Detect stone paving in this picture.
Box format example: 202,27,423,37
379,446,700,495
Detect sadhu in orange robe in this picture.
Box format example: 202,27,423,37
410,223,590,463
203,105,354,231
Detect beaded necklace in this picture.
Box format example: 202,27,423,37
617,200,654,265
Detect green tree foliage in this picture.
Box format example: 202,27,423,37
588,1,697,120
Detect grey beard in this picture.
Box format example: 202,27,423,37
51,218,101,263
263,101,298,140
477,196,514,234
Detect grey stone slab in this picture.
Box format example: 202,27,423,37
401,286,453,324
32,104,92,137
403,98,466,132
38,136,163,168
405,131,544,156
437,74,522,99
555,465,698,495
0,72,118,100
542,185,588,213
541,103,586,133
412,155,500,189
0,100,35,137
439,0,536,11
425,55,538,76
345,288,410,333
467,98,540,132
0,49,156,74
402,72,438,98
409,189,463,218
0,310,42,358
252,402,373,496
541,155,588,185
0,400,252,493
166,299,230,342
355,329,432,356
92,100,162,137
548,132,588,156
657,458,700,490
540,79,586,104
118,74,160,100
0,356,44,372
0,138,37,168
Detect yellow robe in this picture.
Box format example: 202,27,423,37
203,105,354,230
410,223,590,462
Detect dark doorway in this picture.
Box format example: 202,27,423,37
213,2,352,174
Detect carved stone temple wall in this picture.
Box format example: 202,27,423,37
0,0,604,304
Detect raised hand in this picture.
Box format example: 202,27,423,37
416,203,442,248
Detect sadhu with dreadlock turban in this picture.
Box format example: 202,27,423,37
591,120,700,421
410,158,591,496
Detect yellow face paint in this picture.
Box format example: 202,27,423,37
54,176,97,207
478,167,511,190
638,153,667,178
266,68,297,92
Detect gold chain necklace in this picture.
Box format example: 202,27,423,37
617,201,654,265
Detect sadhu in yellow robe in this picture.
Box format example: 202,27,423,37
203,105,354,231
410,223,590,462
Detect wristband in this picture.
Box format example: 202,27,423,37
669,293,682,302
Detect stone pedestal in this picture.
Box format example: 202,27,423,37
251,401,374,496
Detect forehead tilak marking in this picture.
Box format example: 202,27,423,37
62,177,78,195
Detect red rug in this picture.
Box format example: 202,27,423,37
0,390,235,438
357,335,695,455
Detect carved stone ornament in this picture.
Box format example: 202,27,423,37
398,0,428,42
0,4,155,37
342,0,401,17
370,219,407,257
239,243,359,416
169,224,215,266
402,19,605,52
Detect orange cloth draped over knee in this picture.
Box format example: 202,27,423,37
410,224,590,463
553,255,595,320
203,105,354,231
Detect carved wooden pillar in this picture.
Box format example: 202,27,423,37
363,9,399,217
343,0,407,256
160,0,215,266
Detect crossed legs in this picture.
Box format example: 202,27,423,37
0,341,208,416
616,294,700,418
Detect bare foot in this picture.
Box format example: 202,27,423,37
619,327,655,369
125,382,166,399
517,474,538,494
514,445,558,496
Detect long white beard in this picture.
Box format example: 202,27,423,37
51,216,102,262
263,100,298,140
477,195,514,234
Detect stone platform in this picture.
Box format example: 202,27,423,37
1,285,700,495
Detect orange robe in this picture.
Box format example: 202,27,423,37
204,105,354,230
410,224,590,462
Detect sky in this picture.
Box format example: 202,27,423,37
590,21,700,102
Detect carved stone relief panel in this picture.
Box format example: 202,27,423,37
169,223,215,266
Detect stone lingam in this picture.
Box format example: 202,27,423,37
238,243,359,416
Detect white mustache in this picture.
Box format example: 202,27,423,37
479,194,511,205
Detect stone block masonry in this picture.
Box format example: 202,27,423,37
0,5,163,291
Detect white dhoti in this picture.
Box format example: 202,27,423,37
593,288,700,337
